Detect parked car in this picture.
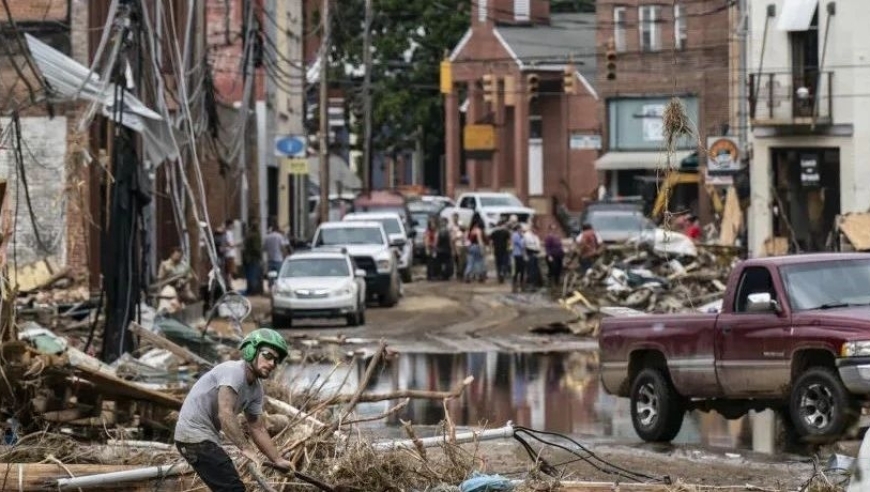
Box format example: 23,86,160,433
310,221,400,307
577,201,655,243
440,192,534,235
599,253,870,443
269,248,366,328
342,211,414,283
354,190,414,233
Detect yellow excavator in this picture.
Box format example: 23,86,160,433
649,171,724,220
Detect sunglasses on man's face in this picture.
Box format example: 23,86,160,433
259,349,280,363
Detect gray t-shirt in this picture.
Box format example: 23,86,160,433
263,231,286,263
174,360,264,444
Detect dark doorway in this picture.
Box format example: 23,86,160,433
771,147,839,252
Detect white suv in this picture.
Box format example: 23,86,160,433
342,211,413,283
440,192,535,235
270,249,367,328
311,221,401,307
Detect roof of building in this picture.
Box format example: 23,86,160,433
496,13,597,90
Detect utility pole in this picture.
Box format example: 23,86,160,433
318,0,330,224
361,0,373,191
738,0,749,155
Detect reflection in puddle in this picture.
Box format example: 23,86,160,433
282,351,752,450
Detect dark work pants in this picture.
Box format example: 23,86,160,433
176,440,245,492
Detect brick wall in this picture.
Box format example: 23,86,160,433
595,0,732,150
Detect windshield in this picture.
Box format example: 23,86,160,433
588,212,653,232
358,205,407,220
316,227,385,246
479,195,523,207
281,258,350,278
411,213,431,228
781,259,870,311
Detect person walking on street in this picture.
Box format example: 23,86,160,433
510,223,526,293
576,223,600,274
174,329,293,491
523,224,543,289
489,219,511,284
544,224,564,288
450,213,467,280
435,217,454,280
263,224,289,289
464,213,487,282
424,218,438,280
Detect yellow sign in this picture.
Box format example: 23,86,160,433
463,124,496,151
285,158,309,175
440,60,452,94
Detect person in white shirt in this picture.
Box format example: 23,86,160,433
522,224,543,288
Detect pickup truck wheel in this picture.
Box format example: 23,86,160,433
788,367,857,442
630,368,685,442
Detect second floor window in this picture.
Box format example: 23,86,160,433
613,7,626,52
674,4,687,50
639,5,661,52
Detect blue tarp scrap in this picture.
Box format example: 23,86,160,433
459,472,515,492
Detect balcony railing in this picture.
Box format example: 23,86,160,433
748,70,833,124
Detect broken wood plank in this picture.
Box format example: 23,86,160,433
128,321,215,368
65,357,182,410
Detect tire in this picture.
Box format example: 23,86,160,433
401,267,413,283
272,311,292,329
346,300,364,327
379,275,400,307
630,368,686,442
788,367,858,442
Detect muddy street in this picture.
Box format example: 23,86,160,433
251,270,855,489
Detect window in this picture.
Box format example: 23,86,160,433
674,4,687,50
734,267,776,313
639,5,661,52
613,7,627,52
514,0,530,22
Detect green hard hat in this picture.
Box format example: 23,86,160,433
240,328,288,363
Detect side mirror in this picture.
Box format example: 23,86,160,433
390,238,407,248
267,271,278,280
746,292,781,313
355,268,367,278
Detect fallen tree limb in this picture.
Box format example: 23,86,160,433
327,375,475,404
127,322,214,368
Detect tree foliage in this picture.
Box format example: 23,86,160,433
328,0,471,168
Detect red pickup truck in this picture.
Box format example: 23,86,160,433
599,253,870,443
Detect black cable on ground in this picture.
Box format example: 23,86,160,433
512,425,670,484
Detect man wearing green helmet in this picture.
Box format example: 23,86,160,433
174,328,292,491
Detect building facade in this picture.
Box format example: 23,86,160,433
746,0,866,256
444,0,600,216
595,0,732,222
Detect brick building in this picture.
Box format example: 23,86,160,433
444,0,601,218
594,0,733,222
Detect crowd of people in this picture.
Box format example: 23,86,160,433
422,212,601,293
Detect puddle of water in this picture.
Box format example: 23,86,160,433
282,351,752,450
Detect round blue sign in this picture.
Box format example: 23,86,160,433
275,136,305,157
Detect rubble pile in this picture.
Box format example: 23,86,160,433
555,239,740,336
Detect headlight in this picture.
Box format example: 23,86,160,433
376,259,391,272
332,286,353,296
842,341,870,357
276,288,295,297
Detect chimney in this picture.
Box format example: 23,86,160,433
488,0,549,25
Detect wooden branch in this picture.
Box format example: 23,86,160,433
327,375,475,404
340,398,409,426
337,340,386,422
127,321,214,368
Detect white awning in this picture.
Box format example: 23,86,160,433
595,151,693,171
776,0,819,31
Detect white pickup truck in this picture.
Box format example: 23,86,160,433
440,192,535,234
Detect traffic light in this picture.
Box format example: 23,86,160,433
526,74,539,98
482,73,495,103
606,48,617,81
563,64,576,94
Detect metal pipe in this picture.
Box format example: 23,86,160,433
54,463,191,489
371,422,514,452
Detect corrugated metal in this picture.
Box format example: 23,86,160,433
514,0,530,21
776,0,818,31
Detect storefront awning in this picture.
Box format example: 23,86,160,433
595,151,694,171
777,0,819,31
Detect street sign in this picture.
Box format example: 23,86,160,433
284,158,309,175
463,124,496,151
570,133,601,150
275,135,306,157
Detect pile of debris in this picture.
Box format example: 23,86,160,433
553,235,740,336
